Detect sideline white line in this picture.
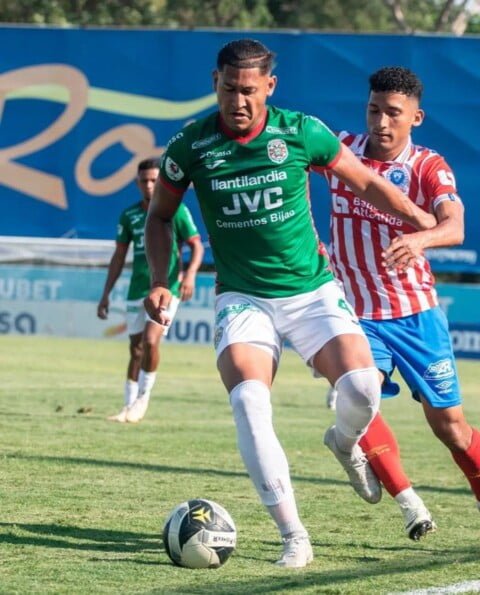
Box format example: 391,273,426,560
389,581,480,595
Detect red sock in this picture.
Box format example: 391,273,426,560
451,427,480,501
359,413,412,497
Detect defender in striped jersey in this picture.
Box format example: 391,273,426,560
323,67,480,537
144,41,436,567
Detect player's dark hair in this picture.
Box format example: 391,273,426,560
217,39,275,75
137,158,159,173
369,67,423,100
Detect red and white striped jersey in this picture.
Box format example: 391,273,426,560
324,131,462,320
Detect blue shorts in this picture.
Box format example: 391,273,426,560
360,307,461,408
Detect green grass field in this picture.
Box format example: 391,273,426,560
1,335,479,594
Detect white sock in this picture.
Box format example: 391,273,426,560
138,370,157,401
267,500,308,538
230,380,300,538
395,487,424,508
124,380,138,407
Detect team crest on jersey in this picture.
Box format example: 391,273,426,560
267,139,288,164
165,156,184,181
384,166,410,193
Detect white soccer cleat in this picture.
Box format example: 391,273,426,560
401,503,437,541
107,406,128,423
126,396,149,423
323,425,382,504
326,387,338,410
275,534,313,569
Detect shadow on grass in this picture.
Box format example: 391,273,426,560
148,545,480,595
4,453,472,497
0,522,160,554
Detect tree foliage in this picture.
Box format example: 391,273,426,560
0,0,478,34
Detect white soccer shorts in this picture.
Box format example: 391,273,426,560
213,280,365,366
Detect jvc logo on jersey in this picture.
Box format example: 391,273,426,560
222,187,283,215
423,359,455,380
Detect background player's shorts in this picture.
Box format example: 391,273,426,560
360,306,461,408
214,280,366,367
126,296,180,337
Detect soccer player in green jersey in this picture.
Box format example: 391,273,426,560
143,39,436,568
98,158,203,423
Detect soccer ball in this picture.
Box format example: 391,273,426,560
162,498,237,569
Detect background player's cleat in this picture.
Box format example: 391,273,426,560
275,534,313,568
126,396,149,423
324,425,382,504
107,406,128,423
401,503,437,540
326,387,338,410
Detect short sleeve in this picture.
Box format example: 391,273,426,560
302,115,341,168
116,210,130,243
420,155,463,212
159,130,192,194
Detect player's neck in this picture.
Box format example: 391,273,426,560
219,109,267,144
365,138,410,163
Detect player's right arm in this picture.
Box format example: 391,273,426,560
144,181,184,324
97,242,129,319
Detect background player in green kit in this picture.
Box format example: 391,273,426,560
97,158,203,423
143,40,436,568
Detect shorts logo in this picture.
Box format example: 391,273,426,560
267,139,288,164
384,166,410,193
165,156,184,181
214,326,224,349
424,358,454,380
434,380,454,394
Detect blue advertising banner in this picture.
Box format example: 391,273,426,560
0,28,478,271
0,265,479,359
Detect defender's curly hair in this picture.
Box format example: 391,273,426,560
369,66,423,100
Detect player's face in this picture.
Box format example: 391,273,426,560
136,168,159,204
213,65,277,135
366,91,424,161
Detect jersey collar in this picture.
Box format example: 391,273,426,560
362,135,414,163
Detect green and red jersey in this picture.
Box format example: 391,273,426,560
160,106,340,298
116,201,199,300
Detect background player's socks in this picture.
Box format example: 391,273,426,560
124,379,138,407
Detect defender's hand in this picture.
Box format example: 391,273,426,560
382,233,426,272
144,286,173,325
